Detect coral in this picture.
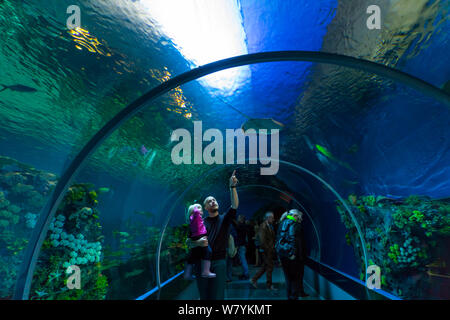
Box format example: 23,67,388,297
25,212,38,229
0,219,9,228
69,207,94,221
0,209,19,227
345,233,352,245
26,191,45,209
362,195,376,207
0,191,10,209
29,182,107,300
8,204,21,214
66,186,85,203
337,194,450,299
0,172,25,186
89,191,97,201
357,204,367,213
387,238,424,267
409,210,424,223
405,195,421,207
348,194,358,205
0,157,65,298
10,183,34,196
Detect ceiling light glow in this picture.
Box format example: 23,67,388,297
141,0,250,93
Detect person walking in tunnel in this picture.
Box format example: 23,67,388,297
183,204,216,280
275,209,309,299
253,221,262,266
189,170,239,300
231,214,251,280
226,233,237,283
250,211,277,291
246,219,256,265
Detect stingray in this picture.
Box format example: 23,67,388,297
216,96,284,134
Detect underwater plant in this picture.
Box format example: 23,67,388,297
336,194,450,299
30,183,108,300
361,195,376,207
0,156,60,298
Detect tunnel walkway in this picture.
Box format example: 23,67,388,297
175,265,321,300
224,266,321,300
153,258,396,300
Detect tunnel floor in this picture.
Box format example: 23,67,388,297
176,265,321,300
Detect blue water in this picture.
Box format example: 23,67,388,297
0,0,448,300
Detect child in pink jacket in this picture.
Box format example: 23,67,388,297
184,204,216,279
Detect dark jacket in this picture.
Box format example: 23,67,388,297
232,220,250,247
259,221,276,252
275,218,307,261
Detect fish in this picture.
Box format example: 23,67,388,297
140,144,149,156
97,187,110,194
113,231,129,237
99,260,121,271
108,147,117,159
134,210,154,218
316,144,333,158
124,269,145,278
316,144,357,174
0,84,37,93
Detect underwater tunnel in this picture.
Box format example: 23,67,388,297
0,0,449,300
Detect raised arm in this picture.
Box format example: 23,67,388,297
229,170,239,209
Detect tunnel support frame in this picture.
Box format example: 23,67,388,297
14,51,450,300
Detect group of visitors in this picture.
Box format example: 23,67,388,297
183,170,309,300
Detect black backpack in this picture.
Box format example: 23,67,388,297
275,219,296,258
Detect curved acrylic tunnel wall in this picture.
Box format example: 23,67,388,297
1,55,446,300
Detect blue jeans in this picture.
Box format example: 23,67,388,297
226,256,233,281
237,246,249,277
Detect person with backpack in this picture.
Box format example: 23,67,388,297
275,209,309,299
